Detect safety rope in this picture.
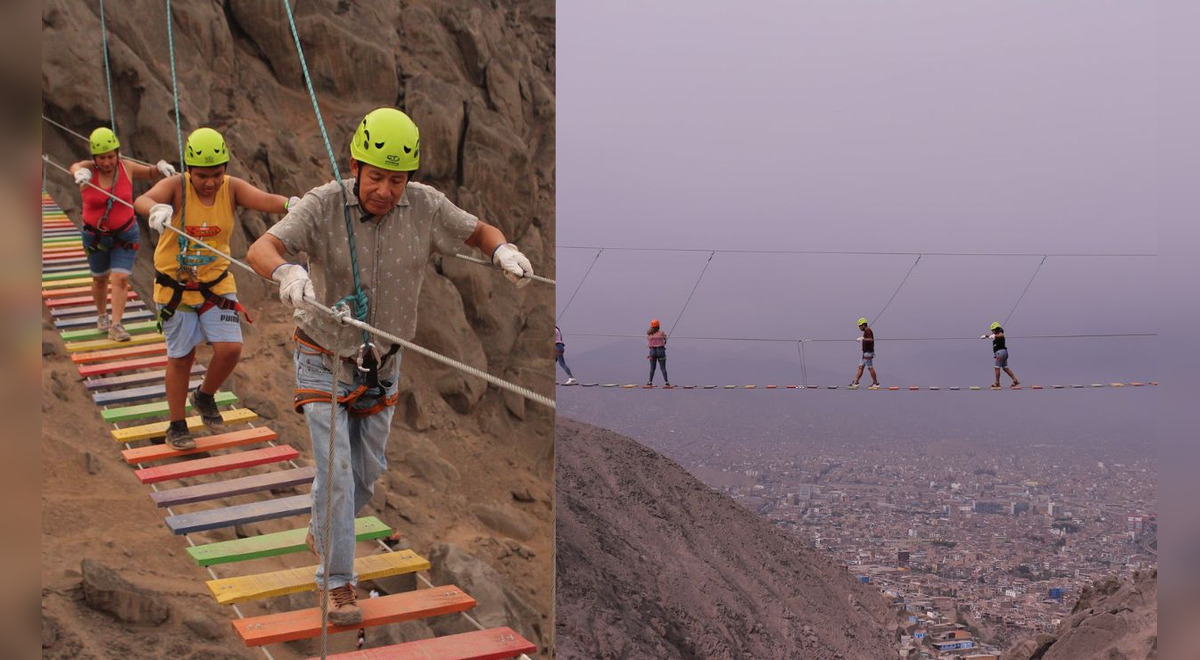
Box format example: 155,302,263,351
163,0,192,276
565,330,1156,343
42,115,153,167
1004,255,1048,327
454,253,554,286
280,0,370,332
98,0,117,135
557,247,602,322
557,245,1156,259
667,250,714,336
873,254,920,327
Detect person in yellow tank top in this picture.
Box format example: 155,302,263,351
134,127,298,450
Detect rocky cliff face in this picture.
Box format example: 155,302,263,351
1002,571,1157,660
42,1,554,656
555,417,899,659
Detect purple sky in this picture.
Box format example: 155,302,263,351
556,2,1156,385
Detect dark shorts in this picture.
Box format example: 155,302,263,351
648,346,666,360
83,223,139,276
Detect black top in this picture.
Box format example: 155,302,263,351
992,328,1006,352
861,327,874,353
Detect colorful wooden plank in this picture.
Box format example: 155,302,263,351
46,292,137,309
62,320,159,341
135,443,294,484
186,517,391,567
51,300,147,317
78,355,169,378
93,378,203,406
309,627,537,660
111,409,259,441
165,493,310,535
42,279,101,292
102,390,236,422
71,342,166,364
88,364,205,391
42,269,91,281
152,466,316,508
121,426,275,463
234,586,476,646
43,262,92,274
65,332,165,354
56,310,156,329
42,285,110,298
207,550,430,605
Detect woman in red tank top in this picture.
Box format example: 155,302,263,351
68,127,176,341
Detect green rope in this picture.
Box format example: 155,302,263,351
281,0,371,335
163,0,190,272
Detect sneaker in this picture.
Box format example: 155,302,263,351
564,377,579,385
664,382,672,388
848,382,859,389
646,382,653,387
319,584,363,626
871,382,881,388
96,313,111,332
165,425,196,451
108,323,131,342
189,387,224,427
991,384,1002,389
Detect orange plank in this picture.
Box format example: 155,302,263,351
121,427,277,463
234,586,476,646
134,445,299,484
71,343,166,364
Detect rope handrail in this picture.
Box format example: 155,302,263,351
556,245,1157,258
563,331,1156,343
41,114,153,168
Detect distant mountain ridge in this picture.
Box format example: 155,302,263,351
555,417,898,659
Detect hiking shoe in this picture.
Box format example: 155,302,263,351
848,382,859,389
564,377,579,385
108,323,131,342
320,584,362,626
96,313,111,332
165,425,196,451
190,387,224,427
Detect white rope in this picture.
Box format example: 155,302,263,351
43,153,554,411
319,365,338,658
454,253,554,286
41,114,154,167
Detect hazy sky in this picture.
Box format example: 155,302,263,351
556,2,1156,385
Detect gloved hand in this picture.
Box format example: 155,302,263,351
272,263,315,308
981,334,995,340
286,196,302,211
855,336,864,342
73,168,92,185
148,203,174,234
156,160,177,178
491,243,533,288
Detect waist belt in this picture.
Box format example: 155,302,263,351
82,218,138,253
292,327,400,417
154,268,253,330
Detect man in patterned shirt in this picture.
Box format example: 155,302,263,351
246,107,533,625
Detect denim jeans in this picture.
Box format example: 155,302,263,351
294,347,400,589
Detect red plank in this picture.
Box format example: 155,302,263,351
311,627,537,660
234,586,476,646
134,445,299,484
77,355,169,377
71,343,166,364
121,427,277,464
45,292,137,308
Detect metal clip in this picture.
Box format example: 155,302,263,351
332,301,353,326
356,342,380,376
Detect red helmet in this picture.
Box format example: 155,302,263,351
650,319,660,328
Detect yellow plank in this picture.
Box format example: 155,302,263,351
65,333,165,353
112,408,259,442
207,551,430,605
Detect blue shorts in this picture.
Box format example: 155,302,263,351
83,223,139,276
860,352,874,367
161,294,243,358
993,349,1009,368
648,346,666,360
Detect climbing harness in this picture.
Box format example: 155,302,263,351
291,328,400,417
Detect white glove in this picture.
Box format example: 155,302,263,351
286,196,302,211
981,334,995,340
491,243,533,288
156,160,177,178
74,168,92,185
272,263,315,308
855,336,864,342
148,203,174,234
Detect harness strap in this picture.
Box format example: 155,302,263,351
292,328,399,417
82,219,138,252
154,269,253,330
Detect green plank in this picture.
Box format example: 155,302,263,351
100,391,238,422
186,517,392,566
42,269,91,281
60,320,160,341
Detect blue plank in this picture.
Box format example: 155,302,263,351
92,379,203,406
55,310,156,329
85,364,205,391
165,494,311,535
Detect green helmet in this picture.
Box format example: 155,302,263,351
990,322,1002,331
89,127,120,155
857,318,868,326
350,108,420,172
184,127,229,167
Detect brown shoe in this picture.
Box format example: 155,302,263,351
319,584,362,626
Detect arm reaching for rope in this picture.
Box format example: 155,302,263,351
464,221,533,287
230,177,289,214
